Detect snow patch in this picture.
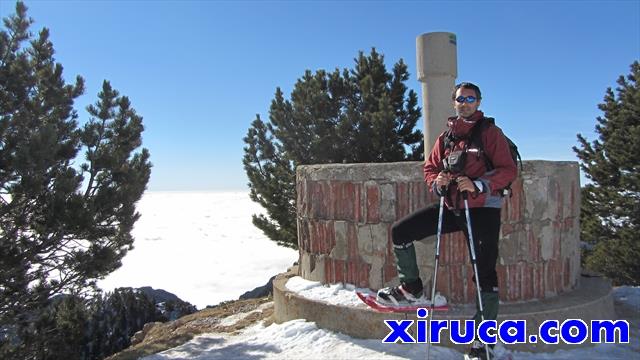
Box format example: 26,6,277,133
285,276,448,307
613,286,640,308
285,276,373,306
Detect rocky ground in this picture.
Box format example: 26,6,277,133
107,297,274,360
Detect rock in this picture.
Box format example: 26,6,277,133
239,276,276,300
137,287,184,303
130,321,162,345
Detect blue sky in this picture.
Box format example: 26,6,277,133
1,0,638,191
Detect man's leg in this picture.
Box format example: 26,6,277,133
459,207,501,359
467,208,501,323
379,203,460,301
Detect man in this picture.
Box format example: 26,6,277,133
376,82,517,359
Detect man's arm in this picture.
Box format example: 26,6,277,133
476,126,518,193
424,134,448,193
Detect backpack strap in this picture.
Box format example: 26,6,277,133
468,117,495,171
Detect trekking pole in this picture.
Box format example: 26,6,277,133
463,191,491,360
426,193,446,360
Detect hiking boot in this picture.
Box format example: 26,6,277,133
376,278,424,306
464,340,494,360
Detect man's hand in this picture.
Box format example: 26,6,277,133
435,171,452,188
455,176,477,193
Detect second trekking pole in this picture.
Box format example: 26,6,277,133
463,191,491,360
426,193,445,360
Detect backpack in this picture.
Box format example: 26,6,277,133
443,117,522,196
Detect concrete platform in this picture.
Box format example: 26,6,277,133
273,267,618,353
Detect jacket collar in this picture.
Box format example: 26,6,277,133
447,111,484,138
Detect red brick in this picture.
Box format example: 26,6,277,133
546,260,558,295
331,182,353,221
460,233,471,264
528,230,540,262
554,260,562,293
366,184,380,223
439,234,449,265
396,182,409,219
449,265,463,303
315,222,327,254
464,264,475,303
450,234,460,264
309,222,318,253
509,179,525,222
296,181,304,214
326,221,336,255
570,181,578,217
333,259,345,283
436,266,450,297
553,233,561,259
521,263,533,300
507,264,519,301
298,220,308,251
564,258,570,289
497,266,508,301
358,262,371,288
324,258,333,283
555,182,564,221
440,234,450,265
501,198,510,223
530,262,537,300
410,182,427,212
457,234,469,264
383,264,398,284
426,186,439,204
347,222,359,260
355,184,362,223
330,222,337,254
460,234,470,264
317,222,325,254
346,261,356,285
538,263,545,298
308,181,327,219
544,261,551,295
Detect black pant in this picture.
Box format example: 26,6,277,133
391,203,501,291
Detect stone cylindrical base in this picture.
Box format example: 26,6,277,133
296,160,581,303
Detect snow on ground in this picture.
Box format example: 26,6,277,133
614,286,640,309
98,191,298,309
285,276,448,307
145,283,639,359
144,317,636,360
144,319,462,360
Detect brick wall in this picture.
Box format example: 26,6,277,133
296,161,581,303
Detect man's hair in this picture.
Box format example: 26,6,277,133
452,82,482,100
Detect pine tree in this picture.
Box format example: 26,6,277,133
0,2,152,354
243,48,423,249
28,295,89,360
574,61,640,285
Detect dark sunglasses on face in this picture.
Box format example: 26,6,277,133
455,95,477,104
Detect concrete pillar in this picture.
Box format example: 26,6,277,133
416,32,458,157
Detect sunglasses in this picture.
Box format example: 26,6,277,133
455,96,477,104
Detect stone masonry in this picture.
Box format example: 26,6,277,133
296,160,581,304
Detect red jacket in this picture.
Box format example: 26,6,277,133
423,111,518,209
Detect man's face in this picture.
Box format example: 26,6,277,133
453,87,481,118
